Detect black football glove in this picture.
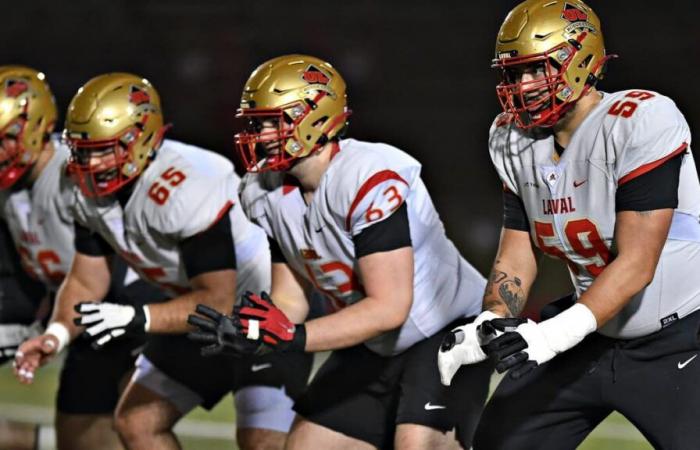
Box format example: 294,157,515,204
187,290,306,357
187,304,261,357
482,318,544,379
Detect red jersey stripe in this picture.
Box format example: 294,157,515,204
618,142,688,185
345,170,408,231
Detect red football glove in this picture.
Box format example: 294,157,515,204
235,291,306,353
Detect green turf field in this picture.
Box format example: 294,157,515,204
0,362,652,450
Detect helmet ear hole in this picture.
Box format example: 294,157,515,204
578,54,593,69
312,117,328,128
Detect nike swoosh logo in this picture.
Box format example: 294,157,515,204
678,354,697,369
251,363,273,372
573,180,587,188
424,402,446,411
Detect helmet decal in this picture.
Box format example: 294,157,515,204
561,3,597,35
128,85,151,106
5,80,29,98
561,3,588,22
301,65,331,85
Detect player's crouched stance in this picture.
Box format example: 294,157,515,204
2,66,167,450
14,73,311,450
439,1,700,449
189,54,492,450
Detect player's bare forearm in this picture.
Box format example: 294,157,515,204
304,247,414,352
304,294,409,352
52,252,112,340
482,227,538,318
270,262,310,324
149,269,237,333
579,209,672,326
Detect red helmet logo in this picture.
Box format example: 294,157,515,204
5,80,28,98
129,85,150,105
302,66,330,85
561,3,588,22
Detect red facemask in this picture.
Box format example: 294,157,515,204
66,127,142,198
493,41,578,129
235,108,300,173
0,115,34,189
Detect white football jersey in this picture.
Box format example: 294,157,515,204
240,138,485,356
490,89,700,338
0,138,74,288
71,139,270,298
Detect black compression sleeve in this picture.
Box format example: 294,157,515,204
354,202,411,259
74,222,115,256
616,153,684,212
179,208,237,278
503,189,530,231
269,237,287,264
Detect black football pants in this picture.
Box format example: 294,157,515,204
474,309,700,450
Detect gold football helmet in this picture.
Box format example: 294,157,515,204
64,73,167,197
493,0,615,128
0,66,57,188
235,54,350,172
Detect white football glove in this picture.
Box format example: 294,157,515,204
437,310,504,386
484,303,597,379
74,302,151,348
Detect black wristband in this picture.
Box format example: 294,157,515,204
289,323,307,352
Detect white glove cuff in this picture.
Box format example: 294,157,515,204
143,305,152,332
540,303,597,354
45,322,70,353
474,310,502,327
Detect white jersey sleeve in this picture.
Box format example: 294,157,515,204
327,142,422,237
489,114,521,195
614,92,691,184
238,171,284,239
146,150,237,240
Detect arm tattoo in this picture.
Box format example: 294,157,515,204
483,268,526,317
484,269,507,297
499,277,525,316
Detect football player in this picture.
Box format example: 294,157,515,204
438,1,700,449
0,66,51,450
188,54,492,449
0,218,46,449
14,73,312,450
0,65,166,450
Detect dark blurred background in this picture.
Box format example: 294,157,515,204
5,0,699,312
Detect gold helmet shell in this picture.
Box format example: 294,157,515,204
64,73,167,197
493,0,614,128
235,54,350,172
0,65,57,188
